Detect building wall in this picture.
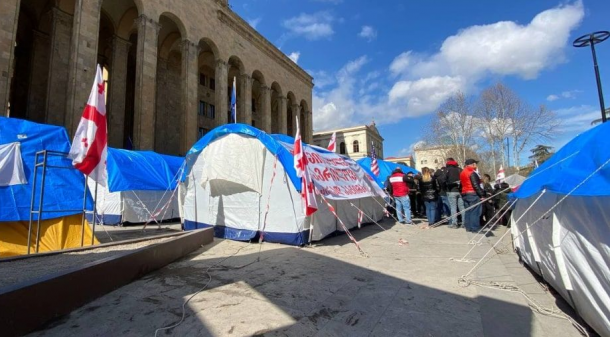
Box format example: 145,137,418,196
1,0,313,156
414,148,446,171
386,156,414,168
313,125,384,160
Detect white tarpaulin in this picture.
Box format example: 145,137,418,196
0,142,27,186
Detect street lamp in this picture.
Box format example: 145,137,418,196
573,31,609,123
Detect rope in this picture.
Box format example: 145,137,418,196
318,192,369,257
370,195,400,222
153,243,256,336
258,155,278,258
142,162,187,231
349,202,387,231
467,199,516,245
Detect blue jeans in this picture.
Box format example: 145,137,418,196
462,193,482,231
440,195,451,217
394,195,411,223
424,200,437,224
446,191,464,226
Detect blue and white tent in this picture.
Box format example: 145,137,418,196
511,121,610,336
357,157,418,189
179,124,385,246
89,148,183,225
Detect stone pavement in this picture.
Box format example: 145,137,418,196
29,219,588,337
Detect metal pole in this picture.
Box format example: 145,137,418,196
590,40,607,123
34,151,48,253
506,138,510,168
80,175,89,247
27,152,40,255
91,180,98,245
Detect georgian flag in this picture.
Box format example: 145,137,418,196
496,165,505,183
357,209,364,228
68,65,108,186
327,132,336,152
294,117,317,216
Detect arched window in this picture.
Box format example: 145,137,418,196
434,159,438,164
353,140,360,153
339,142,346,154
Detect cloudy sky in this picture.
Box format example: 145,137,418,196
233,0,610,159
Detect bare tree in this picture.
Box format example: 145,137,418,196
510,104,559,169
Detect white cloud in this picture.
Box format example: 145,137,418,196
282,12,335,40
555,105,600,132
288,51,300,64
358,25,377,42
247,17,262,29
312,2,584,132
547,94,559,101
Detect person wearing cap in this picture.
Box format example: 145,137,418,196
385,167,412,224
460,159,486,232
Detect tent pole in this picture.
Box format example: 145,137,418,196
81,175,89,247
34,151,48,253
91,180,98,245
308,214,314,246
27,152,41,255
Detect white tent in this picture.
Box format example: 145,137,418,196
511,122,610,336
503,173,526,188
180,124,386,246
89,148,183,225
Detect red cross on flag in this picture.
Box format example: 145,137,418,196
68,65,108,186
293,117,317,216
327,131,336,152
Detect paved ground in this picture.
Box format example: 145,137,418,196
29,219,590,337
95,222,182,243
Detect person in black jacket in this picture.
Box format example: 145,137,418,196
434,166,450,222
419,167,439,225
445,158,464,228
405,172,419,218
480,174,495,226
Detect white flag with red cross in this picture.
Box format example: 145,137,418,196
293,117,317,216
68,65,108,186
327,132,336,152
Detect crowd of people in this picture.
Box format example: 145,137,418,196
384,158,512,231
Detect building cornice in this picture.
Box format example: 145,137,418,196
217,9,314,88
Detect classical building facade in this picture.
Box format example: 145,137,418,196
414,146,448,171
312,123,384,160
385,155,414,168
1,0,313,156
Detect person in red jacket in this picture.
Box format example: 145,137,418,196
460,159,485,232
385,167,412,224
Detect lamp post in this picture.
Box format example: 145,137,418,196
573,31,610,123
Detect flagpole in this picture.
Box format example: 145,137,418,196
91,180,98,245
81,175,88,247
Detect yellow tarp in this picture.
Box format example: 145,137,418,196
0,214,99,257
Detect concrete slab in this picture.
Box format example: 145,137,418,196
26,220,589,337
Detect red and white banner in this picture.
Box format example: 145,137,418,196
357,209,364,228
294,119,317,216
327,132,336,152
68,65,108,186
283,141,385,201
496,165,505,183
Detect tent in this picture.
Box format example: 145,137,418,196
179,124,386,246
357,157,419,189
88,148,183,225
0,117,96,257
511,121,610,336
503,173,526,189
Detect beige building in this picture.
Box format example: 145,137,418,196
1,0,313,156
414,146,447,171
312,123,384,160
385,155,414,168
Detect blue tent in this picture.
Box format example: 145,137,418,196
514,121,610,199
106,148,184,193
357,157,419,189
0,117,92,221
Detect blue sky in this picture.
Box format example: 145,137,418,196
232,0,610,159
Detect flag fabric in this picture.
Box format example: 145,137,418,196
230,77,237,123
293,118,317,216
357,209,364,228
327,132,336,152
534,160,539,168
371,142,380,176
68,65,108,186
496,165,505,183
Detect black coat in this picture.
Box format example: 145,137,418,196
419,177,439,201
445,164,462,193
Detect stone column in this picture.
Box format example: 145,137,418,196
305,110,313,143
238,74,252,125
27,31,50,123
181,39,198,155
133,14,160,150
0,0,20,116
278,96,287,135
107,36,131,148
215,59,228,125
46,7,73,126
291,104,301,135
260,85,271,132
64,0,102,136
